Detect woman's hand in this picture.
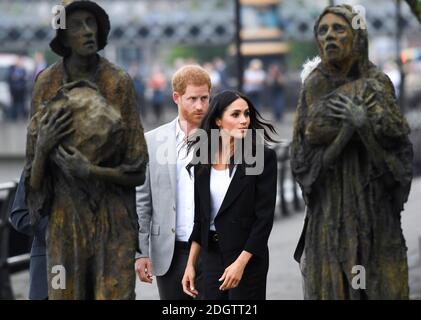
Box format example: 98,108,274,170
327,92,375,129
182,264,199,298
53,145,92,180
36,108,74,155
218,259,247,291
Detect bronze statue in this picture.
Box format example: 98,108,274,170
24,0,148,299
291,4,413,299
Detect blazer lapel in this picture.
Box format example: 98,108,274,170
167,119,178,200
217,164,248,217
196,166,211,222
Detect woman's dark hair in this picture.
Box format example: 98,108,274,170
186,90,278,175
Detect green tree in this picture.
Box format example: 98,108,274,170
406,0,421,23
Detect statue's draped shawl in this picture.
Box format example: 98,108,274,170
291,5,413,299
25,57,147,227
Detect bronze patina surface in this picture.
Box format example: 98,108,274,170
291,5,413,299
24,0,147,299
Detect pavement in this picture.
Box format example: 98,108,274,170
9,176,421,300
134,176,421,300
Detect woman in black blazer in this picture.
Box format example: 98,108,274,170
182,90,278,300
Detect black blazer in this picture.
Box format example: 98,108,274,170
9,173,48,300
189,147,277,262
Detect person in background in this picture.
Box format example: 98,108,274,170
9,173,48,300
148,66,167,123
7,56,28,121
243,59,265,110
128,62,147,119
266,63,286,122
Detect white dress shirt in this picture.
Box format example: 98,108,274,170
175,119,195,242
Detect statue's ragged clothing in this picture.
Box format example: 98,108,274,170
291,60,413,299
24,56,148,299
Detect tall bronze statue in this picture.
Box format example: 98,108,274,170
291,4,413,299
24,0,148,299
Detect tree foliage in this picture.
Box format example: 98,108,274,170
405,0,421,23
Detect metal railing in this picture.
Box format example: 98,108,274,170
0,181,30,300
273,141,304,217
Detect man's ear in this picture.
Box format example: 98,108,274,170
173,91,180,105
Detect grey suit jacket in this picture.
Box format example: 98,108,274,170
136,118,179,276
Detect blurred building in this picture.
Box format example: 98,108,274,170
237,0,289,59
0,0,419,111
0,0,235,68
0,1,419,64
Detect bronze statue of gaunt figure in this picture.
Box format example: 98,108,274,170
24,0,148,299
292,4,413,300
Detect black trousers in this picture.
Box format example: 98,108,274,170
156,241,203,300
201,233,269,300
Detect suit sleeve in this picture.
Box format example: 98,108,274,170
9,173,33,236
243,148,277,258
136,161,152,259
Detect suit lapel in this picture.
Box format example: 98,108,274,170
197,166,211,221
197,164,249,221
217,164,248,217
167,119,178,200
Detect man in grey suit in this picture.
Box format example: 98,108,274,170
135,65,211,299
9,173,48,300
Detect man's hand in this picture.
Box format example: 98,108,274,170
218,259,246,291
36,108,74,155
135,258,154,283
327,92,375,129
53,145,91,180
182,264,198,298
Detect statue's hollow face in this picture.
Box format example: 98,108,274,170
317,13,353,64
63,9,98,57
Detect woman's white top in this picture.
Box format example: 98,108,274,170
209,166,236,231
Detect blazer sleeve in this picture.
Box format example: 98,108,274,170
189,166,202,245
9,173,33,237
243,148,277,258
136,162,152,259
9,175,34,236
